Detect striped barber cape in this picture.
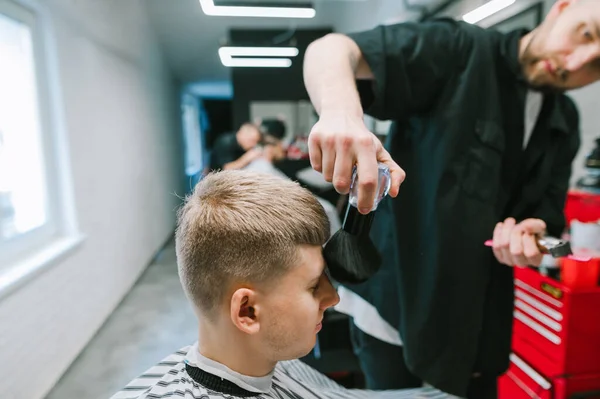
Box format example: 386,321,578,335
110,343,453,399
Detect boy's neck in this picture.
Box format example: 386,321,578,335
197,322,277,378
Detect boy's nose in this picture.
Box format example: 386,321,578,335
321,279,340,309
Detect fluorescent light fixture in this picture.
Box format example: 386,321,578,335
219,47,299,57
222,58,293,67
199,0,316,18
462,0,516,24
218,46,299,68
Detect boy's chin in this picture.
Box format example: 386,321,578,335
277,343,316,362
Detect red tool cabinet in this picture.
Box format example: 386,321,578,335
499,190,600,398
499,353,600,399
499,268,600,399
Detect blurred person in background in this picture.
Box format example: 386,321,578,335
210,122,263,171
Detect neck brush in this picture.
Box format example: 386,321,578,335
323,163,391,285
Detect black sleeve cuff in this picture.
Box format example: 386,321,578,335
346,26,407,121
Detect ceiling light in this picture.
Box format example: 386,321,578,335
218,46,299,68
222,58,293,67
462,0,516,24
199,0,316,18
219,47,299,57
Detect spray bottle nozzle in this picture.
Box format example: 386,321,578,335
347,163,391,212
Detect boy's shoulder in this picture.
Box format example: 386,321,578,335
109,346,192,399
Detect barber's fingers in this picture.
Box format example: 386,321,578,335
354,136,379,214
331,136,354,195
523,234,543,266
492,218,545,267
492,222,507,264
376,144,404,198
500,218,516,243
320,140,336,183
519,218,547,235
497,218,515,265
307,133,323,173
509,228,528,266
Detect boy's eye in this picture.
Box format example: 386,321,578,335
584,30,593,40
311,283,320,292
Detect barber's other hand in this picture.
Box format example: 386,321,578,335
492,218,547,267
307,111,405,214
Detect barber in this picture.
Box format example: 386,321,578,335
303,0,600,397
210,122,263,171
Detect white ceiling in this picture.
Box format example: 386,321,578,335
144,0,447,84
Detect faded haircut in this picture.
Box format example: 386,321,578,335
175,170,330,318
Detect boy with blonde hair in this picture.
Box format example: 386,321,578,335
111,170,447,398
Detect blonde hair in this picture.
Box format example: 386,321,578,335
175,170,330,317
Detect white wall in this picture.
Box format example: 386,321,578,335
0,1,184,398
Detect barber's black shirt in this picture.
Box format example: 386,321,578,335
343,19,580,397
210,132,245,170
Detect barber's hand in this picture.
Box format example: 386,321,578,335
307,111,405,214
492,218,547,267
243,148,263,162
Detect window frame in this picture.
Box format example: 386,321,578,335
0,0,82,298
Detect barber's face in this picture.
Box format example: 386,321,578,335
521,0,600,92
238,125,261,150
258,245,339,361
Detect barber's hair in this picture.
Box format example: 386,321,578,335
238,122,261,135
175,170,330,318
260,119,286,140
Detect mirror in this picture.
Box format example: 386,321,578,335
250,100,317,142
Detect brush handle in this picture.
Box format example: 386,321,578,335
348,163,391,212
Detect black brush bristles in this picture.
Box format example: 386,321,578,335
323,203,382,285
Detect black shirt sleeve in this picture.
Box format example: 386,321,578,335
347,18,468,121
209,133,245,170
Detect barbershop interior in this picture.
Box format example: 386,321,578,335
2,0,600,398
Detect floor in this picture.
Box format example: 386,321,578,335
45,241,198,399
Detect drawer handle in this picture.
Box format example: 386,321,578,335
515,280,563,308
514,310,562,345
509,353,552,390
506,371,545,399
515,300,562,332
515,289,563,321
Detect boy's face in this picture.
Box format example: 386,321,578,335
253,245,340,361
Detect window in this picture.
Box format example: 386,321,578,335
0,1,80,295
0,9,48,242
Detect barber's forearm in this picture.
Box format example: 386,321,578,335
222,157,246,170
223,158,248,170
303,34,371,117
222,150,256,170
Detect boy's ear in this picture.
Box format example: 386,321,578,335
230,288,261,335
